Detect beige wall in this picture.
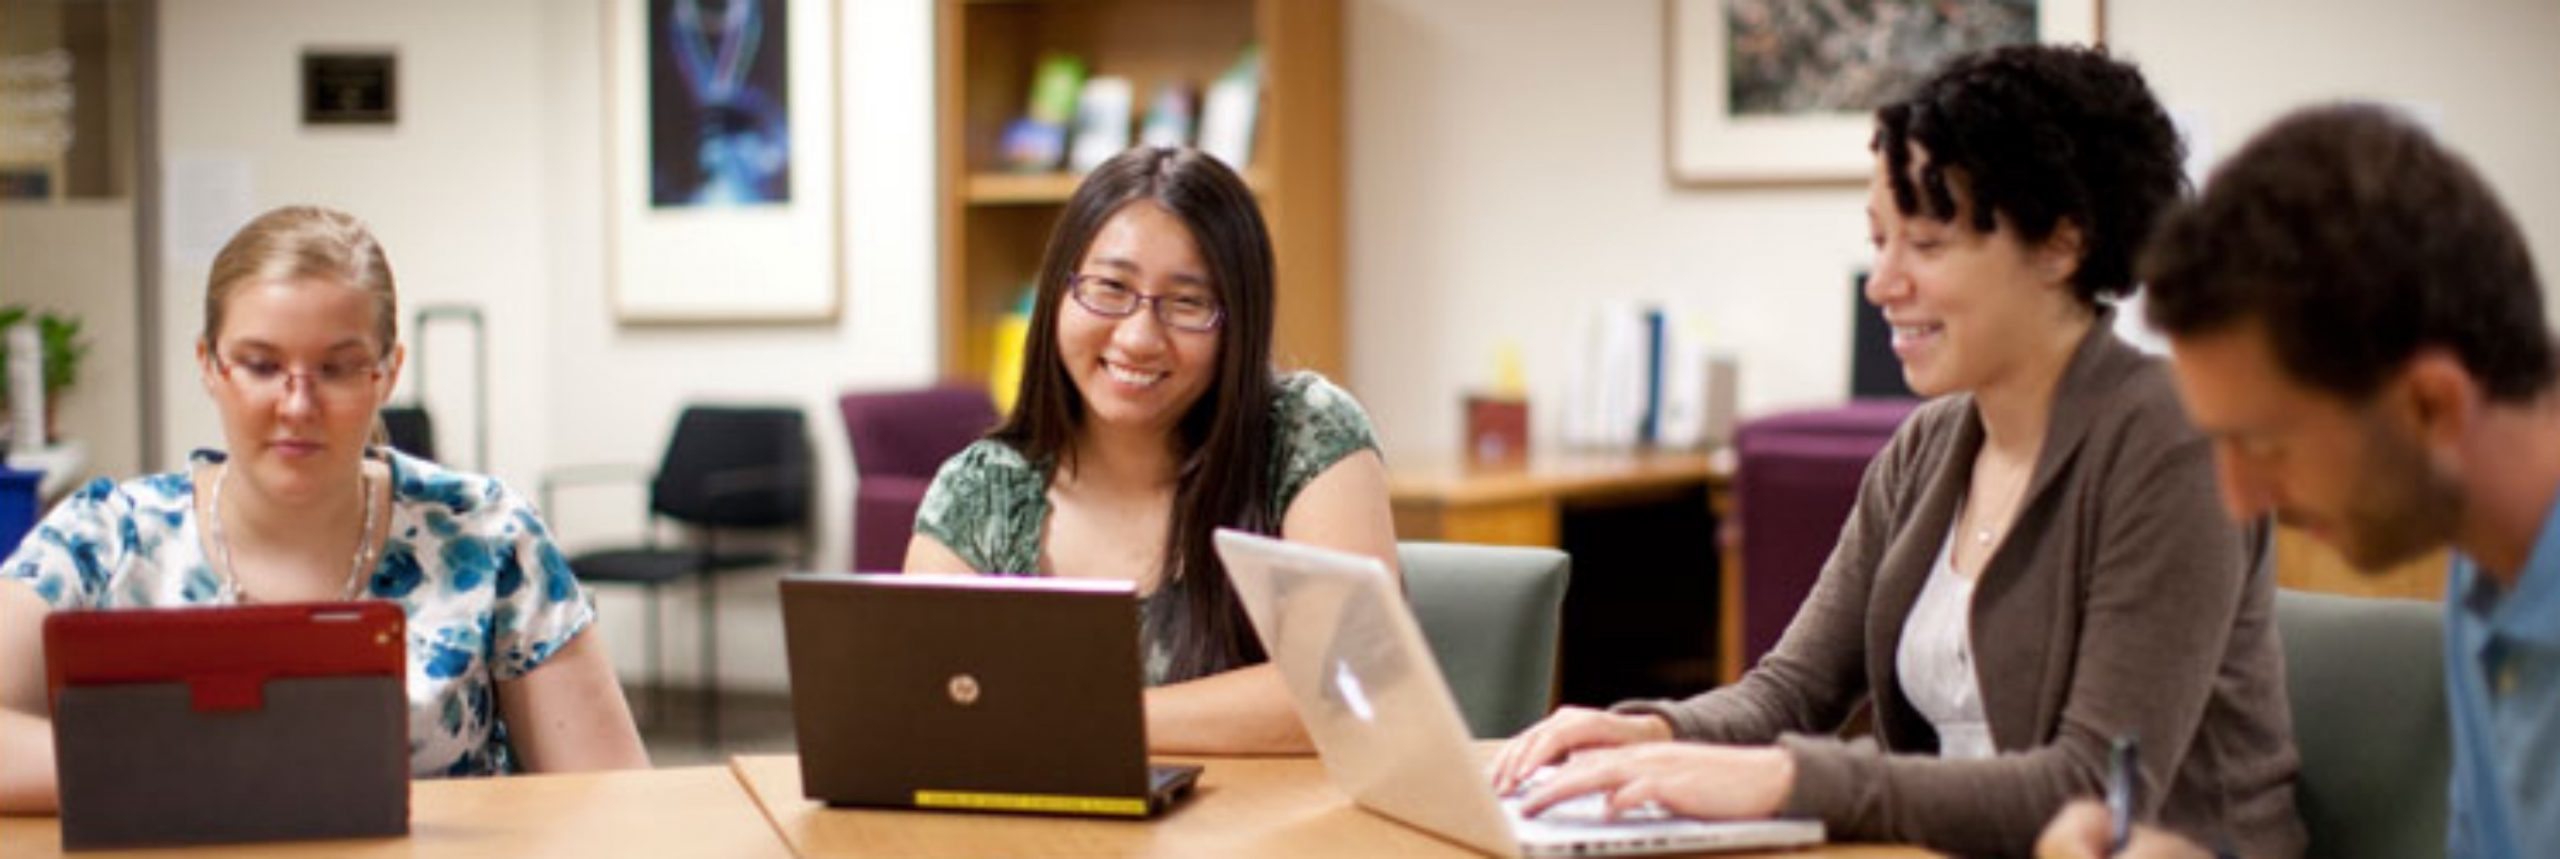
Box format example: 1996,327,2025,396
146,0,938,693
1,2,140,480
529,0,938,692
87,0,2560,693
155,0,555,480
0,202,140,480
1344,0,2560,459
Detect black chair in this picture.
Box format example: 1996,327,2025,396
380,405,437,461
541,406,812,745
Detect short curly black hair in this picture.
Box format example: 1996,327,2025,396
1873,44,2186,307
2141,104,2554,403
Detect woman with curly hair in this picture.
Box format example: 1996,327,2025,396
1488,45,2305,857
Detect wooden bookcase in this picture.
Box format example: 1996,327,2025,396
935,0,1344,388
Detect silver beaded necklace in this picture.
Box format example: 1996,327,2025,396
207,453,379,603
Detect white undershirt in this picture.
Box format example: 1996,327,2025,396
1896,521,1995,759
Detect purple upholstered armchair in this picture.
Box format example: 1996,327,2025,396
1727,399,1921,672
837,385,999,572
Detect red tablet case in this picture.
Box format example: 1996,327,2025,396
43,602,411,849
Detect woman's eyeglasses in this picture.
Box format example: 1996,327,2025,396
1067,274,1224,333
212,352,386,401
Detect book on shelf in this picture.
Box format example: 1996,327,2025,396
1067,76,1134,174
1138,81,1197,150
1562,303,1734,450
988,288,1034,414
1196,45,1262,171
1000,52,1086,172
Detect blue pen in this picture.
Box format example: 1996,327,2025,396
2106,734,2140,855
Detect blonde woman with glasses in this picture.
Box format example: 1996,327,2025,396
0,206,646,813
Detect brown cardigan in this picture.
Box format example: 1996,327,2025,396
1620,323,2304,858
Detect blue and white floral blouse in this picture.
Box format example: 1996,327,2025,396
0,447,595,778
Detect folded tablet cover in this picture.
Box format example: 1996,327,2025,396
44,602,410,849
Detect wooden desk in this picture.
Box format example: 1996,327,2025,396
1388,449,1732,548
1390,450,1754,687
0,766,791,859
730,752,1936,858
2273,525,2450,600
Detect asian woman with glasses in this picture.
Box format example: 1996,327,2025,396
0,206,647,812
904,147,1399,754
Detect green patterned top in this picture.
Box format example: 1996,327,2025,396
913,370,1382,684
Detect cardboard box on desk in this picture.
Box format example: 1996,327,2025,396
1464,395,1529,467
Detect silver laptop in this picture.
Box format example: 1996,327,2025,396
1214,530,1824,857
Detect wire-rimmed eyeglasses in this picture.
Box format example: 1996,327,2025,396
1066,274,1225,333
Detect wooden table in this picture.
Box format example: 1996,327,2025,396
730,752,1936,858
0,766,791,859
1388,449,1732,548
2273,525,2450,601
1389,449,1756,685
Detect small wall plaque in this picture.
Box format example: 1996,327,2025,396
302,50,396,126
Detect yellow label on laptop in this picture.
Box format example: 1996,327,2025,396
913,790,1148,817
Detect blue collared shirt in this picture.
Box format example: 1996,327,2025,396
2444,495,2560,858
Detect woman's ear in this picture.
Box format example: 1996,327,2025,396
196,339,218,394
376,343,407,409
2038,220,2086,286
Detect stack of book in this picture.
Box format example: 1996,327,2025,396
1560,304,1737,451
997,46,1262,174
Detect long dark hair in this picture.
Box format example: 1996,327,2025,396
991,147,1277,682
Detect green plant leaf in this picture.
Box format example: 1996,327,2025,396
0,304,88,401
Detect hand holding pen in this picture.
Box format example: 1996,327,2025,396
2107,735,2142,854
2032,735,2233,859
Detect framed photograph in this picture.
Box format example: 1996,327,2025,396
1664,0,2102,187
302,50,398,126
606,0,840,323
0,163,56,201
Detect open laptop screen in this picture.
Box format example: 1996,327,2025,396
779,573,1195,817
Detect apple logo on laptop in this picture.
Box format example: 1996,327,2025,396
1332,659,1376,723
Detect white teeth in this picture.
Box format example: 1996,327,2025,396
1105,363,1166,387
1893,324,1941,339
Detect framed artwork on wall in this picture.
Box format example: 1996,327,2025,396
301,49,398,127
1664,0,2102,188
606,0,841,323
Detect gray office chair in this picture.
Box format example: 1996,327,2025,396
2274,588,2449,859
1398,542,1571,738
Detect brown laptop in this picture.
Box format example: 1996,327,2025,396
44,602,410,850
778,573,1200,817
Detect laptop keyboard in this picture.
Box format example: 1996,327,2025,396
1499,765,1676,823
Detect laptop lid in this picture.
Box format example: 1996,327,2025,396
1215,530,1525,856
1215,531,1824,858
779,573,1192,817
43,602,410,849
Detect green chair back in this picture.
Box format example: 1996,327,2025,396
2274,588,2449,859
1398,542,1570,738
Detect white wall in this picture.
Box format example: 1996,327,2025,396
1344,0,2560,459
149,0,939,693
121,0,2560,694
532,1,937,692
0,202,140,480
157,0,553,479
